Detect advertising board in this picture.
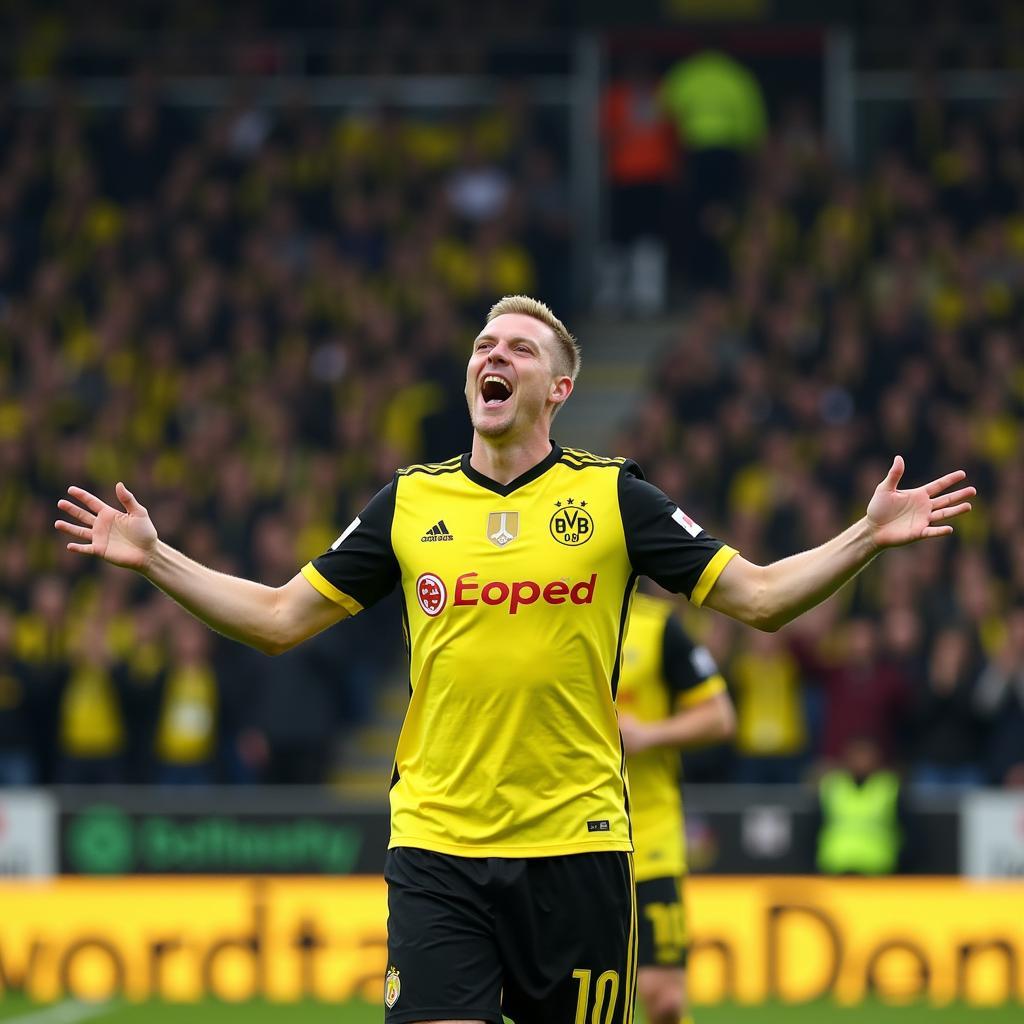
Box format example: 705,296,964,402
962,792,1024,878
55,786,961,876
1,877,1021,1006
58,793,390,875
0,790,57,877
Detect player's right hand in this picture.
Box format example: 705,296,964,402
55,481,158,571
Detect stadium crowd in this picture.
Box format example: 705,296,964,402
0,81,569,784
1,30,1023,791
622,84,1024,791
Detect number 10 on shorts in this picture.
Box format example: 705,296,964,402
572,968,620,1024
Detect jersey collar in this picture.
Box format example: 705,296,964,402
460,442,562,496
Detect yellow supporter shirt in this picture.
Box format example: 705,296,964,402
155,664,218,765
303,444,736,858
732,646,806,756
59,665,124,758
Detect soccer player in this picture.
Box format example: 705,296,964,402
56,295,974,1024
617,591,735,1024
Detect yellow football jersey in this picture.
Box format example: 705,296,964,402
304,444,736,858
617,593,726,881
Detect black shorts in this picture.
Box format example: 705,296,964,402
383,847,637,1024
636,875,689,969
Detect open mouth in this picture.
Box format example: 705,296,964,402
481,375,513,406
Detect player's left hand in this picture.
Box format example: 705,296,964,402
617,712,657,754
866,456,975,549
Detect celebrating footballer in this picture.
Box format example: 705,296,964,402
57,294,974,1024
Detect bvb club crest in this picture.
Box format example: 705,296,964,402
384,965,401,1008
487,511,520,547
550,498,594,546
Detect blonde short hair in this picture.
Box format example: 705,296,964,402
487,295,581,382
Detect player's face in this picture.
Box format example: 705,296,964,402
465,313,571,440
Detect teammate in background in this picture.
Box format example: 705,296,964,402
56,295,973,1024
617,592,735,1024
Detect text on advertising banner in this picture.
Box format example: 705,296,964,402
0,876,1022,1006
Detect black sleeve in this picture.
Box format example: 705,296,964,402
661,614,721,700
307,480,401,612
618,461,731,601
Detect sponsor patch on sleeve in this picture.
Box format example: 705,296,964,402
672,507,701,538
691,645,719,678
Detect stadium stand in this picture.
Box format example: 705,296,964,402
1,0,1023,792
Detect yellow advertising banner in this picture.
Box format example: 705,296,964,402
0,877,1022,1006
684,877,1024,1007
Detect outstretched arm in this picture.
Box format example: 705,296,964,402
56,482,347,655
703,456,974,632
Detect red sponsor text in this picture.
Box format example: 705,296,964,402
452,572,597,614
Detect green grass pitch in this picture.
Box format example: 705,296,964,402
0,998,1021,1023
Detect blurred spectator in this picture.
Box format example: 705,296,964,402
13,577,72,782
220,511,383,785
880,605,926,678
14,576,69,684
660,49,767,286
729,629,808,783
796,617,911,767
520,145,572,317
908,625,986,791
119,598,170,780
55,619,126,784
814,735,912,876
445,134,512,224
0,607,38,785
99,93,175,204
152,614,220,785
598,55,677,315
234,631,350,785
975,605,1024,788
660,49,767,170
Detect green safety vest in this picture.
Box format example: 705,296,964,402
816,770,901,876
660,51,767,150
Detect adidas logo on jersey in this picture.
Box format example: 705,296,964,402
421,520,454,542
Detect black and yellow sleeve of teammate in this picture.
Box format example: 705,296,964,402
663,613,728,712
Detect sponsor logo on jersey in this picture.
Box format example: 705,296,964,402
454,572,596,614
672,507,701,538
487,511,519,547
384,965,401,1008
416,573,447,616
412,571,598,616
550,498,593,546
421,519,454,542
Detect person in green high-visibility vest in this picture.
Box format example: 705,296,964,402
659,49,768,287
815,735,910,875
